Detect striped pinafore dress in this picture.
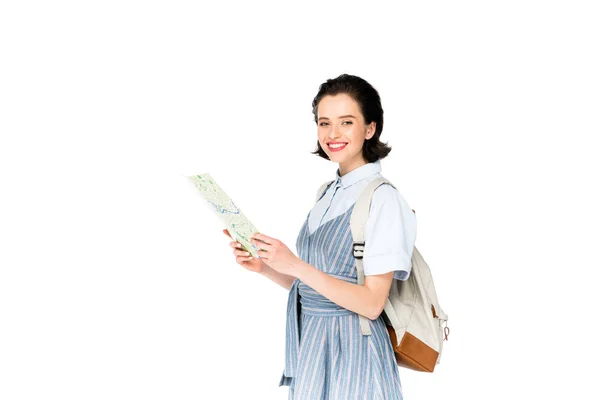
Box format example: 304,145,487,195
278,187,404,400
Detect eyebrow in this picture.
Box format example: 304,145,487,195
318,115,356,121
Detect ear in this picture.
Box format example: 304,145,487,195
366,122,376,140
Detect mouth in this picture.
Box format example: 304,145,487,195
327,142,348,152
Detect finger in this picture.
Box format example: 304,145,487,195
251,238,273,251
223,229,232,238
255,246,271,260
230,241,242,248
235,249,251,256
251,233,272,244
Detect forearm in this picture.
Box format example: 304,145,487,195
293,259,377,320
259,262,297,291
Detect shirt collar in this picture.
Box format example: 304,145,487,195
334,160,381,189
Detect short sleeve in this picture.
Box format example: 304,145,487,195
362,185,417,281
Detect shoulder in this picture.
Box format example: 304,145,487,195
368,182,416,228
370,183,411,211
372,183,399,201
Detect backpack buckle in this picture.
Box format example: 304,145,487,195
353,241,365,259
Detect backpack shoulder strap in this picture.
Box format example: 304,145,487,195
350,176,396,336
316,180,335,202
350,177,396,254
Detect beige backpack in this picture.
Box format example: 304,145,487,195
316,176,450,372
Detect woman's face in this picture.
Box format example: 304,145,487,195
317,93,375,175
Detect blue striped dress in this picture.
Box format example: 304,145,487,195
278,200,404,399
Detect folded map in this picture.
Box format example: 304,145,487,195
186,173,260,257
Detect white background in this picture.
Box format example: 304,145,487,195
1,1,599,399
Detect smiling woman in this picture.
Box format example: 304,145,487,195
224,74,414,399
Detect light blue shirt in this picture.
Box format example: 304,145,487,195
308,160,417,281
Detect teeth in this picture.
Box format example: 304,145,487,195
329,143,347,148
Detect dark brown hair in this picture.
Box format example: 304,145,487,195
310,74,392,162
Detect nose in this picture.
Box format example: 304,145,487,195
328,125,342,140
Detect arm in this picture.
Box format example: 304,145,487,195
259,261,297,291
294,259,394,320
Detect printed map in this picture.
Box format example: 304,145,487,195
187,173,260,257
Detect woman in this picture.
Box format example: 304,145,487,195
223,74,417,399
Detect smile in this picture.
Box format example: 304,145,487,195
328,143,347,151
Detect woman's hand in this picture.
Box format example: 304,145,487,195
250,233,300,277
222,229,266,273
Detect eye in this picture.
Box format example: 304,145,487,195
342,121,352,125
319,122,329,126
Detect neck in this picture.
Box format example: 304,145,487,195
338,157,368,177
